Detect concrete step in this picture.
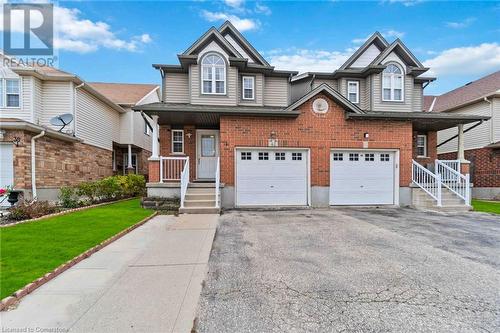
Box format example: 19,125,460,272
179,207,220,214
183,199,217,208
184,193,215,201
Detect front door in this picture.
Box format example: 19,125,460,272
196,130,219,180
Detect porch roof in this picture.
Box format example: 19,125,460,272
133,102,300,126
346,111,490,131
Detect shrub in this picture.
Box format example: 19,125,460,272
59,186,80,208
126,174,146,196
9,201,58,221
76,181,98,203
96,176,122,201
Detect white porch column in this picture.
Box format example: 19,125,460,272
457,123,465,161
127,144,133,169
151,115,159,159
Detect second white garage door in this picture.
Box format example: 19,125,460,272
236,148,308,206
330,150,396,205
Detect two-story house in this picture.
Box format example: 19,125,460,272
134,21,488,213
0,54,159,202
430,71,500,200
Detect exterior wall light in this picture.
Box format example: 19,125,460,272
363,132,369,139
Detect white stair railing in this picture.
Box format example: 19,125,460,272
215,157,220,209
437,160,460,174
435,160,470,204
180,158,190,209
412,160,442,206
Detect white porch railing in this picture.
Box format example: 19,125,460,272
180,158,190,209
160,156,188,182
412,160,442,206
435,160,470,204
215,157,220,209
436,160,460,176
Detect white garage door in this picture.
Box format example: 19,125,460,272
330,150,396,205
236,149,308,206
0,144,14,207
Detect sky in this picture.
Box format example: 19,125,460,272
3,0,500,95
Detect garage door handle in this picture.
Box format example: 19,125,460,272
270,185,274,188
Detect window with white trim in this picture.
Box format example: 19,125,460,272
292,152,302,161
242,76,255,100
417,135,427,157
241,152,252,160
382,64,404,102
258,152,269,160
380,153,390,162
365,153,375,161
275,152,285,160
144,119,151,136
349,153,359,161
171,130,184,154
332,153,343,161
201,53,226,94
347,81,359,104
4,79,20,107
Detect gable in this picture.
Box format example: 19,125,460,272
380,51,406,72
351,43,382,68
370,40,423,68
183,27,241,59
197,40,232,62
224,33,257,63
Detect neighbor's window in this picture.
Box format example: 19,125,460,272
144,119,151,135
382,63,403,102
171,130,184,154
347,81,359,104
242,76,255,100
5,79,20,107
201,53,226,94
417,135,427,157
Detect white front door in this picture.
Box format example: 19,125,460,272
330,150,396,205
0,144,14,207
196,130,219,179
236,148,309,206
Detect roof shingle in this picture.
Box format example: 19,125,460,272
88,82,158,106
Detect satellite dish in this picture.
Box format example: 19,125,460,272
50,113,74,132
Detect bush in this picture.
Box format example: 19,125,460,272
59,186,80,208
96,176,122,201
9,201,58,221
76,181,98,203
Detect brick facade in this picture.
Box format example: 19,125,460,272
159,125,197,181
219,94,414,187
439,147,500,187
113,146,151,179
413,130,437,167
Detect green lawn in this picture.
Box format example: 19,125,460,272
472,199,500,214
0,199,153,299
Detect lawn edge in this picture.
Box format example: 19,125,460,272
0,197,138,228
0,210,158,311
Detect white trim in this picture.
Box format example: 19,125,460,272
200,52,226,95
171,129,184,154
416,134,427,158
135,86,160,106
3,78,21,108
123,152,138,174
381,62,404,102
241,75,255,100
347,80,359,104
196,129,220,180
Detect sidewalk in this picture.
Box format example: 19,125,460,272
1,214,219,333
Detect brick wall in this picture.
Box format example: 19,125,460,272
2,129,113,190
220,93,414,186
113,147,150,178
413,130,437,167
159,125,197,180
439,147,500,187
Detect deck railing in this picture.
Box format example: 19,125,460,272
180,158,190,208
412,160,442,206
160,156,188,182
435,160,470,204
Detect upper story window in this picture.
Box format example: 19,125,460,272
347,81,359,104
201,53,226,95
0,78,20,108
382,63,404,102
144,119,151,136
242,76,255,100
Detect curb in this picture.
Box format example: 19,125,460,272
1,197,138,228
0,211,158,311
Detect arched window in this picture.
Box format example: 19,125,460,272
201,53,226,94
382,63,404,101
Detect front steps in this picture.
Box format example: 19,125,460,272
179,183,220,214
411,186,472,212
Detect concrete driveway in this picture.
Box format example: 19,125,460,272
196,208,500,333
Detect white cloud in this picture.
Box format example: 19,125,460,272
224,0,245,9
424,43,500,76
201,10,260,31
445,17,476,29
264,48,351,73
255,3,272,15
383,0,424,7
0,4,153,53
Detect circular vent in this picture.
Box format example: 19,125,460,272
312,98,329,114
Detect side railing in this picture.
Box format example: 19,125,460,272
435,159,460,182
180,158,190,209
435,160,470,204
215,157,220,209
160,156,188,182
412,160,442,206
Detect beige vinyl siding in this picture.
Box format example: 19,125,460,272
351,44,381,68
189,64,238,106
339,78,366,109
119,111,132,144
238,73,263,106
165,73,189,103
33,77,43,124
132,110,152,151
437,101,493,154
493,98,500,142
312,79,338,90
76,88,120,151
0,76,31,121
371,73,414,112
39,81,73,131
364,77,371,111
412,83,423,112
224,34,255,63
263,76,289,107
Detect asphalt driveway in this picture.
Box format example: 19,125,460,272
196,208,500,333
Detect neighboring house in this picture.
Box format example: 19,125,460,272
430,71,500,199
130,22,487,212
0,54,159,202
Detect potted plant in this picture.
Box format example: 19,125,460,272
1,186,20,206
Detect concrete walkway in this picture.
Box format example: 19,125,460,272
1,214,218,333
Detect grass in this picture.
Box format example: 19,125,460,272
0,199,153,299
472,199,500,214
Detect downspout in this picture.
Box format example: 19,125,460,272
483,97,493,143
31,130,46,200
